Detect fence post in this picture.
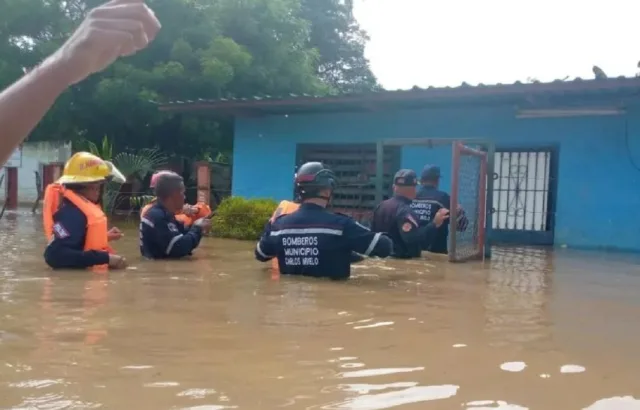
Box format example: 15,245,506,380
195,161,211,205
4,167,18,209
43,162,64,188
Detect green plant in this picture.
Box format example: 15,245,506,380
211,197,278,240
214,152,230,164
86,136,168,213
129,195,156,209
88,135,113,160
112,148,167,181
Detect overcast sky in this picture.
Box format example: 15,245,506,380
353,0,640,89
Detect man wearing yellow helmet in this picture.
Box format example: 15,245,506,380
43,152,128,271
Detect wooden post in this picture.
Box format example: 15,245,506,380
43,162,64,187
5,167,18,209
195,161,211,205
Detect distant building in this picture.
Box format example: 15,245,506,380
1,141,72,205
159,78,640,252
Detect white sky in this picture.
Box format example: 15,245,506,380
353,0,640,90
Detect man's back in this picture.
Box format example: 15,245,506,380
140,202,203,259
372,195,428,259
256,203,390,280
412,185,451,253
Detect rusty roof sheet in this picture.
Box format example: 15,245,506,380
156,76,640,113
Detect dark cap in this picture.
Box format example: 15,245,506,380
393,169,418,186
421,165,441,181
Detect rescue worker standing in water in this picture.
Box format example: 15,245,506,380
254,162,393,280
140,170,212,227
139,171,210,259
411,165,468,254
371,169,450,259
43,152,128,270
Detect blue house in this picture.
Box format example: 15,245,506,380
160,78,640,252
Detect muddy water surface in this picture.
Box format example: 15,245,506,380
1,211,640,409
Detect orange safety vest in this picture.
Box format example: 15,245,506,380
269,200,300,272
42,184,112,272
140,198,212,226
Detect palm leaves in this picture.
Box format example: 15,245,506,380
85,136,168,214
112,148,167,181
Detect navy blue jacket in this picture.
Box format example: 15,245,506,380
254,203,392,280
411,185,451,254
44,199,110,269
140,202,203,259
371,195,437,259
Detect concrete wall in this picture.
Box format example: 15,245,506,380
232,103,640,251
0,141,72,204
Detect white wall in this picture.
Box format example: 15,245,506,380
0,141,72,203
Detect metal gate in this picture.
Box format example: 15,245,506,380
296,143,401,223
491,148,558,245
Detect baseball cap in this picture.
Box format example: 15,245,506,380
420,165,441,181
393,169,418,186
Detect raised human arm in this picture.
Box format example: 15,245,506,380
0,0,160,164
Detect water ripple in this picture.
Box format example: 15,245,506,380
353,322,394,330
465,400,528,409
322,384,459,409
499,362,527,372
339,367,425,378
560,364,586,374
177,389,217,399
584,396,640,409
9,379,64,388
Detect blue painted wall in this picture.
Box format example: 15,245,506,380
232,103,640,251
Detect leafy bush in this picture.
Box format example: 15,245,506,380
211,197,278,240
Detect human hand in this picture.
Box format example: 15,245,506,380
433,208,450,227
49,0,161,86
108,254,128,269
182,204,197,216
193,217,211,229
107,226,123,241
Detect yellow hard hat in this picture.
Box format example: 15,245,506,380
56,152,126,185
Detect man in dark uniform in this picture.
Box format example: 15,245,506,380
254,162,393,280
371,169,449,259
411,165,467,254
140,171,210,259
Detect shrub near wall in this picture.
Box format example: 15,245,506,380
211,197,278,240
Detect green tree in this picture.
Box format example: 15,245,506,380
1,0,378,161
301,0,379,93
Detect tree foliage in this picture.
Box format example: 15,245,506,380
0,0,378,160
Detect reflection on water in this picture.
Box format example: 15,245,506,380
0,211,640,409
323,384,459,409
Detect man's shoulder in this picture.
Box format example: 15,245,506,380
57,200,86,221
417,187,447,196
273,208,352,230
144,203,169,220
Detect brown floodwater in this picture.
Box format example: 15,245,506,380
1,210,640,409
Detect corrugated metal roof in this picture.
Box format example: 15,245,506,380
156,76,640,114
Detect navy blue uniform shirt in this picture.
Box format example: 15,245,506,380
140,202,203,259
371,195,437,259
411,185,451,254
44,199,110,269
254,203,392,280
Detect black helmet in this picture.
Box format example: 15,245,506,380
294,162,337,200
